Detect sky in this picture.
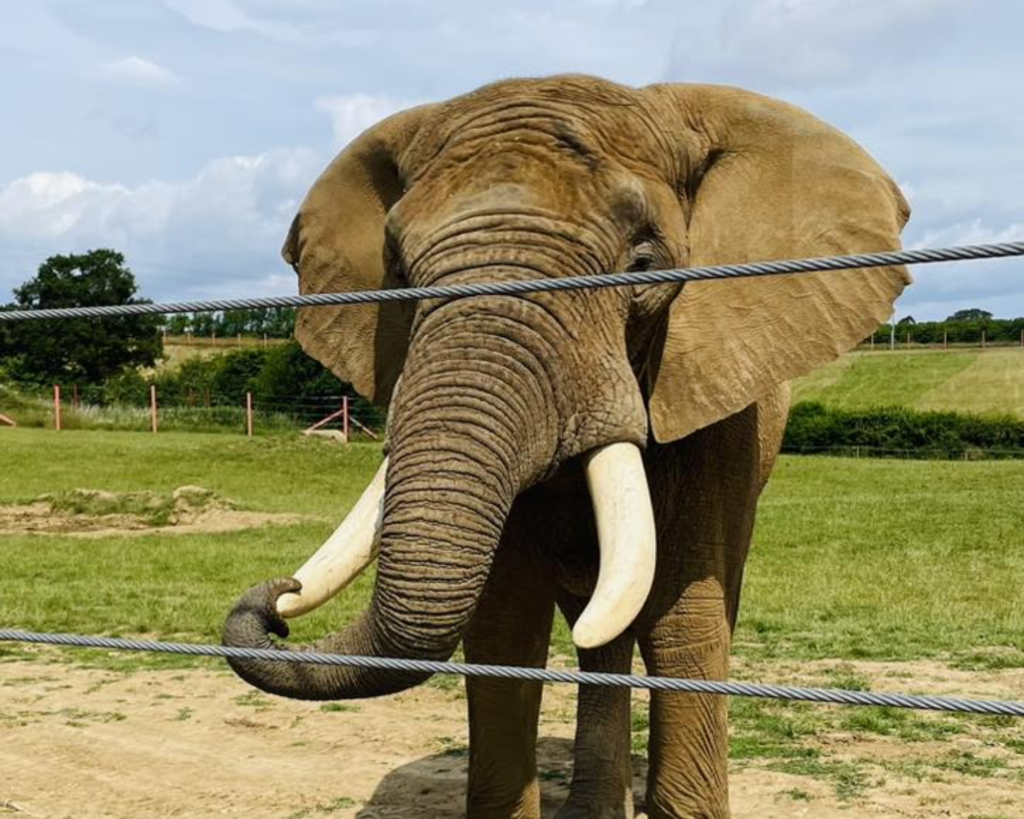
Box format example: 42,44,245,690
1,0,1021,321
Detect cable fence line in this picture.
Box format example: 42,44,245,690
2,242,1024,323
1,630,1022,717
1,383,386,439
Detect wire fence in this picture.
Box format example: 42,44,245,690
2,630,1022,717
2,241,1023,323
0,384,386,439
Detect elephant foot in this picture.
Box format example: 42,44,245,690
554,795,633,819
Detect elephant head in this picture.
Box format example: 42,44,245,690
223,76,909,699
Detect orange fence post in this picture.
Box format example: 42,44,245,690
981,330,986,349
246,392,254,437
943,329,948,349
53,385,62,431
150,385,158,433
342,396,350,444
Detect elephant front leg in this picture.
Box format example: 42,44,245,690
464,542,556,819
555,591,636,819
638,571,733,819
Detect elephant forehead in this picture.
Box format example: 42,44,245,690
404,81,662,181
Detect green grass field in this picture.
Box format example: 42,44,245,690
1,427,1020,668
793,347,1024,418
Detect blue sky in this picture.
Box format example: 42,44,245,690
1,0,1021,320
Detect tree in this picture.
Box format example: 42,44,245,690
947,308,993,322
0,250,162,385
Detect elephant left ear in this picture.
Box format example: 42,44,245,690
645,85,912,444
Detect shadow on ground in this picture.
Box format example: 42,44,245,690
355,738,648,818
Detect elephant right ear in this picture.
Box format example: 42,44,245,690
284,104,439,406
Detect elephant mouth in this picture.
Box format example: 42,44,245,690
275,441,656,651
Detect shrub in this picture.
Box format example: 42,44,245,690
784,402,1024,458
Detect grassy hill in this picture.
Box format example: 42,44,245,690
793,348,1024,418
159,335,287,371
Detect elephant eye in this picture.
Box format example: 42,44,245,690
627,241,660,273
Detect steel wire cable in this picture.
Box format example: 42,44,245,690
1,242,1023,323
1,630,1022,717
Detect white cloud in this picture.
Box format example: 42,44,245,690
914,219,1024,250
315,94,412,149
667,0,968,89
0,149,324,302
163,0,301,42
99,56,180,86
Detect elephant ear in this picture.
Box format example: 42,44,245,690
644,85,912,443
283,104,439,406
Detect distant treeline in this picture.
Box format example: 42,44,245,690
867,309,1024,346
163,307,296,338
85,340,356,408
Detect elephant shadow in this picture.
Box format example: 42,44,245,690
355,737,648,818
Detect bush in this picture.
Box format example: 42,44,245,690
784,402,1024,458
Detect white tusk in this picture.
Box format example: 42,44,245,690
276,458,387,618
573,443,657,650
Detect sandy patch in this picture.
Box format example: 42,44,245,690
0,486,310,538
0,656,1021,819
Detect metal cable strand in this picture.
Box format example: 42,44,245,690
2,241,1023,323
2,630,1022,717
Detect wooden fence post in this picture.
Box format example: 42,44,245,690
246,392,253,437
981,330,986,350
943,329,948,349
150,385,158,433
342,396,350,444
54,385,62,431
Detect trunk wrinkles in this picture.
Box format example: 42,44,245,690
223,307,559,700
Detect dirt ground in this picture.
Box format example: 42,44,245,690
0,487,309,538
1,656,1021,819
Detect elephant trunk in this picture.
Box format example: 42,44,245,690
223,308,557,699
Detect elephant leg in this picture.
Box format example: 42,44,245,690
464,538,556,819
555,591,636,819
638,558,736,819
637,406,765,819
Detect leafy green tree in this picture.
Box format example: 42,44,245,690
253,340,346,399
0,250,162,385
947,308,993,322
211,348,267,400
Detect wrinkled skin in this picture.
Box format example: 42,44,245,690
224,75,910,818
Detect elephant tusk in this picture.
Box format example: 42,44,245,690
276,458,387,618
573,442,657,650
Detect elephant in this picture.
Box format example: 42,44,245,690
223,75,910,818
